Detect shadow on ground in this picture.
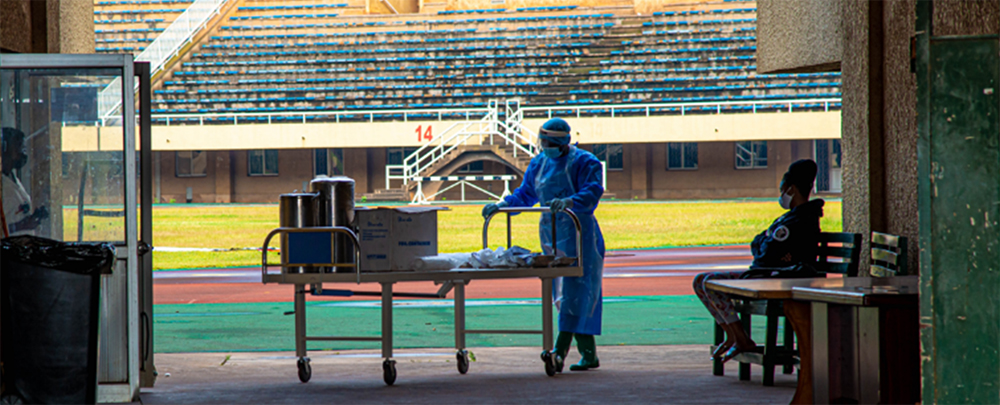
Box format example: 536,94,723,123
142,345,795,404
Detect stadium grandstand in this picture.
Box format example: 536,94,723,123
88,0,843,203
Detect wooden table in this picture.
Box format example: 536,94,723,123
705,277,849,300
792,277,919,404
706,277,919,405
705,277,840,404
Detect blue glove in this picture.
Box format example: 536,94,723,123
482,201,506,218
548,198,573,213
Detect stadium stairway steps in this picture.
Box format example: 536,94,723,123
360,187,408,202
401,144,533,201
152,0,244,90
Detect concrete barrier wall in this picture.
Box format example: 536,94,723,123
524,110,840,144
61,111,840,151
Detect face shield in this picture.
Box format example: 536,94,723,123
537,135,568,150
538,126,570,149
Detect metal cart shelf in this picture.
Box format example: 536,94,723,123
261,207,583,385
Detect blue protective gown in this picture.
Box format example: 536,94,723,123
502,146,606,335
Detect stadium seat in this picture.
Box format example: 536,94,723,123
143,4,842,118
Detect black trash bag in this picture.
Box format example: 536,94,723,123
1,235,115,275
2,235,115,405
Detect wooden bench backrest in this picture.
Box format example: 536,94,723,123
870,231,908,277
815,232,862,277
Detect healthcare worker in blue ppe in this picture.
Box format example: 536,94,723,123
482,118,605,372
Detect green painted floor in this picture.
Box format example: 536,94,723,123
154,295,779,353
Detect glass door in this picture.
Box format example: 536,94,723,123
1,54,140,403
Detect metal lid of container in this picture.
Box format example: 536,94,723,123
280,192,319,198
310,175,355,185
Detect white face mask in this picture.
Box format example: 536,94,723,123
779,189,794,210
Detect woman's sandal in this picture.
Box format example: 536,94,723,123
720,344,761,364
711,342,734,360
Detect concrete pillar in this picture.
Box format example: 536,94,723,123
0,0,93,53
628,144,649,199
346,148,369,195
769,141,791,192
882,0,919,273
50,0,96,54
367,148,384,193
841,0,884,269
757,0,842,73
1,1,32,52
213,151,231,203
228,151,239,202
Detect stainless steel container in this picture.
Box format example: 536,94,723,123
279,192,318,273
310,176,356,272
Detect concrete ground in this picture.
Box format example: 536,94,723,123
141,345,795,404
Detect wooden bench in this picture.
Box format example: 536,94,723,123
712,232,862,386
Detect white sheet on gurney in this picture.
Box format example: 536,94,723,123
410,253,473,272
411,246,535,271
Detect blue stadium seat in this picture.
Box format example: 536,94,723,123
148,4,844,118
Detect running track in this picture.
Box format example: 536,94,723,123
154,245,752,304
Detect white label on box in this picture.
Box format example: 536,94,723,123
356,208,442,272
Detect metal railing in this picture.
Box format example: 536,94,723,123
494,120,538,157
518,98,842,118
145,98,842,126
99,0,230,120
382,99,556,189
150,106,491,126
384,106,502,189
503,99,539,158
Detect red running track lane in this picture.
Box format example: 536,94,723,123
154,245,752,305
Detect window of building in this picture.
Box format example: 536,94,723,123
62,152,72,176
667,142,698,170
248,149,279,176
314,148,344,176
176,151,207,177
831,139,842,169
735,141,768,169
592,143,623,170
456,161,484,173
387,147,418,166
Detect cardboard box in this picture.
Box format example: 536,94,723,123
354,206,448,272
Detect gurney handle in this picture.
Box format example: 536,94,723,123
261,226,364,284
483,207,582,264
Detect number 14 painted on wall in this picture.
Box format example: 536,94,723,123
416,125,432,142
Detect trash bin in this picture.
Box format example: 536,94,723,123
1,235,116,405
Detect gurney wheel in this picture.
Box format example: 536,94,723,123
541,351,557,377
297,358,311,383
1,393,25,405
383,359,397,386
456,350,469,374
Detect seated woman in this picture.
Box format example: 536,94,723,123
692,159,824,362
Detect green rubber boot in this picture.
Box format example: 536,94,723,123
569,334,600,371
551,331,574,372
554,331,574,358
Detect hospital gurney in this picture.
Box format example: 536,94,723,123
260,207,583,385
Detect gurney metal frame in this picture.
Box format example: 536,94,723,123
261,207,583,385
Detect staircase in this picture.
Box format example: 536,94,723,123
381,100,540,202
98,0,234,121
412,144,532,185
373,100,623,203
497,144,534,173
404,143,534,199
361,188,407,202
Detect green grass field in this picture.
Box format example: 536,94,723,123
140,200,841,270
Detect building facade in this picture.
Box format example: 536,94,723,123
149,138,838,203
